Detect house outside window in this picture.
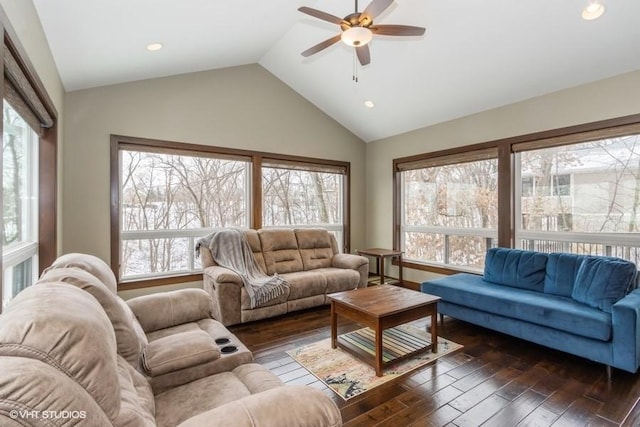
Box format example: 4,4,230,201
394,120,640,275
516,135,640,260
2,101,39,310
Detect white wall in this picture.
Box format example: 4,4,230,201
366,70,640,284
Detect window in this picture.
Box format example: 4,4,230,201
394,117,640,275
119,148,250,280
112,136,350,288
0,15,58,312
2,102,38,310
262,160,346,245
397,149,498,271
516,135,640,260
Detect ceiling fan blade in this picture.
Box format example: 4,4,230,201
301,34,342,57
370,24,425,36
356,45,371,66
359,0,393,24
298,7,347,25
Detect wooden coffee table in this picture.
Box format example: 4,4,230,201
328,284,441,376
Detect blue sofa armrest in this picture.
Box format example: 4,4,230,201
611,288,640,373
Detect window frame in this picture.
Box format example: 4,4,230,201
393,114,640,275
111,134,350,290
396,147,500,272
0,7,58,312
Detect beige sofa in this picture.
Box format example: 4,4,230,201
0,253,341,427
200,228,369,326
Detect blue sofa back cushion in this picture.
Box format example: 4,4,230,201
544,252,584,297
484,248,548,292
571,256,638,313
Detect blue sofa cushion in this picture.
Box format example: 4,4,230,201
422,273,612,341
572,256,638,313
484,248,547,292
544,252,583,297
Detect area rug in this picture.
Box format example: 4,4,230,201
287,324,462,400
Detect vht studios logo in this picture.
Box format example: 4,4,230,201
9,410,87,420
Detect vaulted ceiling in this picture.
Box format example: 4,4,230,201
33,0,640,142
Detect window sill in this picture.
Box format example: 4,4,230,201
118,273,202,291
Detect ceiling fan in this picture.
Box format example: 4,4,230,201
298,0,425,66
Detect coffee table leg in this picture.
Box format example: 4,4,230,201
331,302,337,349
431,305,438,353
375,320,383,376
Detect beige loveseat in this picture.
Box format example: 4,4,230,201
0,253,341,427
200,228,369,326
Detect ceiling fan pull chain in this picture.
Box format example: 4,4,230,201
353,51,359,83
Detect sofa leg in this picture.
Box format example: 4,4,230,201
439,313,444,331
606,365,612,382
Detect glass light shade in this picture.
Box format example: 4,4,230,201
582,2,605,20
341,27,373,47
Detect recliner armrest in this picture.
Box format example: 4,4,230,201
142,330,220,376
203,266,243,287
332,253,368,270
176,385,342,427
127,288,214,333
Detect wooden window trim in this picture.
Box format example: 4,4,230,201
393,113,640,276
0,6,58,313
111,134,351,289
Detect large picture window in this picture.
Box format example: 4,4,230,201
516,134,640,262
0,14,58,312
262,160,346,244
119,149,250,280
394,117,640,274
398,150,498,271
112,136,350,289
2,101,39,310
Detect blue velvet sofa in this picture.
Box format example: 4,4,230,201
421,248,640,374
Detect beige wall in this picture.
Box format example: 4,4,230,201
64,64,366,294
366,70,640,284
0,0,65,253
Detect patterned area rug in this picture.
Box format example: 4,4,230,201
287,324,462,400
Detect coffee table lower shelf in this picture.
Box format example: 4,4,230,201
336,326,433,373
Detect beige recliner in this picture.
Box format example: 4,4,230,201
39,253,253,393
0,253,342,426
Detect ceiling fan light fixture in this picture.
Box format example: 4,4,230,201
341,26,373,47
582,1,605,20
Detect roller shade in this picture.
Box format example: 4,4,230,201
396,147,498,172
3,43,53,134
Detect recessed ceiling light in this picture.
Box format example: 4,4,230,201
582,2,605,20
364,100,375,108
146,42,163,52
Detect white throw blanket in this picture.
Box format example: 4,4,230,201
196,229,290,309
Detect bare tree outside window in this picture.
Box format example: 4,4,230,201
120,150,249,278
2,101,38,309
402,158,499,269
262,167,341,226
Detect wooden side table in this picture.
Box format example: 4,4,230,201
356,248,403,285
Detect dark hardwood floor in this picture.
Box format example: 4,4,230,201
230,305,640,426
